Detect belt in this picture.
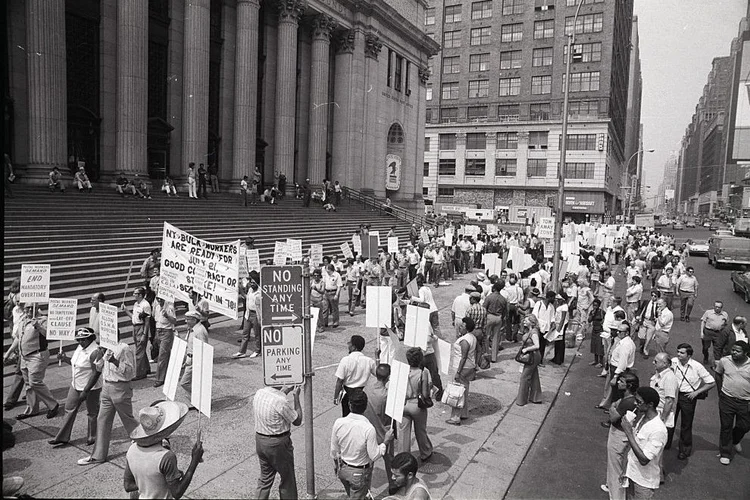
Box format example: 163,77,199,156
257,431,290,438
704,327,719,331
326,289,338,292
341,460,371,469
679,290,694,293
22,349,40,357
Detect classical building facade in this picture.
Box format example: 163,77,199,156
4,0,439,208
421,0,637,223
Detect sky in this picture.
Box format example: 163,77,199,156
633,0,747,205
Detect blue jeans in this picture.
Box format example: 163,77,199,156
337,462,373,500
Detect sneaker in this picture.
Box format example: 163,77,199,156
600,485,609,493
248,351,260,358
719,457,731,465
232,352,247,359
77,456,100,466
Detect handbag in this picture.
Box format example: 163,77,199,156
515,333,533,365
441,382,466,408
416,371,434,409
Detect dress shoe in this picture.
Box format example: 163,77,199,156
46,404,60,419
3,401,17,411
677,452,688,460
600,421,611,428
86,438,96,446
77,456,101,466
153,381,165,387
445,418,461,425
15,412,38,420
48,439,68,447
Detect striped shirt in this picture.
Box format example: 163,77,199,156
465,303,487,331
253,387,298,435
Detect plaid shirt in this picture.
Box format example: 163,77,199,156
465,303,487,331
253,387,298,435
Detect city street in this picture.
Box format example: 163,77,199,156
507,229,750,500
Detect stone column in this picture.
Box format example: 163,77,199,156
232,0,261,182
181,0,211,170
331,29,356,188
362,33,382,195
116,0,148,174
307,14,336,184
25,0,67,182
273,0,305,180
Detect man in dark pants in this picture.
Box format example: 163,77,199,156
334,335,376,417
197,163,208,198
670,343,715,458
713,341,750,466
252,384,302,499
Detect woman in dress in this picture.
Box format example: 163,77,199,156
516,315,542,406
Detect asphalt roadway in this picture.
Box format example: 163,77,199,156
507,229,750,500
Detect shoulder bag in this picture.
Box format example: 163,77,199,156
515,334,532,365
416,370,434,409
675,363,708,399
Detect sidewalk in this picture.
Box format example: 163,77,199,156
3,271,581,499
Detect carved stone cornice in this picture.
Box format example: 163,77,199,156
335,29,355,54
311,13,337,41
276,0,305,23
418,66,431,85
364,33,382,60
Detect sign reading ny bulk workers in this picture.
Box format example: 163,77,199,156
158,222,240,320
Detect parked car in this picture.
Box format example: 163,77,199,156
715,229,734,237
685,220,696,228
672,222,685,230
703,221,712,228
731,270,750,303
708,235,750,269
687,239,709,255
709,222,720,231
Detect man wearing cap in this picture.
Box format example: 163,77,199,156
78,337,138,466
334,335,377,418
49,328,103,447
331,390,395,499
465,292,487,356
621,387,668,499
121,287,152,380
179,310,209,405
324,264,343,329
124,401,204,499
74,165,93,192
253,384,302,498
152,296,177,387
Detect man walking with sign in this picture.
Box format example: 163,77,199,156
252,384,302,499
179,311,209,408
122,287,152,380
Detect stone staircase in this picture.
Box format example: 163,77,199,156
3,186,411,367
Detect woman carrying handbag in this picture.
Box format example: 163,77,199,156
516,315,543,406
399,347,434,461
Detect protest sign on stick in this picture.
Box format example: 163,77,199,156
247,249,261,272
406,277,419,299
434,339,452,375
365,286,392,328
370,231,381,247
310,244,324,266
163,337,187,401
46,298,77,341
387,237,399,254
159,223,240,319
385,328,409,423
98,303,119,350
340,242,354,260
191,338,214,418
286,239,303,262
20,264,51,303
352,235,362,255
273,241,288,266
404,304,430,350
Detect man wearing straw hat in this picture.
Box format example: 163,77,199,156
48,327,102,447
124,400,204,499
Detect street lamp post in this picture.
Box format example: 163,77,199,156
624,149,655,222
551,0,584,292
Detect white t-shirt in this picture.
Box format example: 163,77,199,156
625,415,668,489
335,351,376,389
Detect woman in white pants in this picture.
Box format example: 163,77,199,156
187,162,197,198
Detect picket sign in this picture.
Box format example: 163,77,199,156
163,337,188,401
191,338,214,418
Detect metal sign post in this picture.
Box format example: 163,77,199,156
301,258,315,497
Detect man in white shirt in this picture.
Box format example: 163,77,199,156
649,352,677,481
652,299,673,355
671,343,716,459
324,264,344,329
451,287,473,336
532,291,557,364
598,320,635,409
334,335,376,417
625,276,643,323
121,287,152,381
88,293,105,335
622,387,668,499
152,297,177,387
331,391,395,499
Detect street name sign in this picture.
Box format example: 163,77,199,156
262,325,304,386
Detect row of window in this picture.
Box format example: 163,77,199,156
386,49,412,95
440,14,603,47
427,132,600,151
433,71,599,100
439,44,601,74
424,0,602,26
427,159,595,179
426,100,601,123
